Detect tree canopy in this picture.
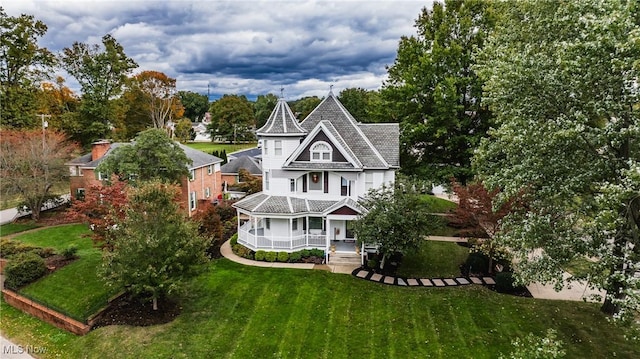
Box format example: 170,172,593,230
0,7,56,128
383,0,494,184
101,181,208,310
474,0,639,319
207,94,255,143
254,93,278,129
0,129,78,220
353,183,435,264
178,90,209,122
60,34,138,145
97,128,191,184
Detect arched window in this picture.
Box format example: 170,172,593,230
310,141,332,162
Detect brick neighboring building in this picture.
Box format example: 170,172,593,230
67,140,223,216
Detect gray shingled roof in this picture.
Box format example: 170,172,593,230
67,141,222,170
299,93,390,169
284,162,356,170
257,98,306,136
359,124,400,168
221,156,262,175
234,194,361,215
228,147,261,160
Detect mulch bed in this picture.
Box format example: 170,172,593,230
92,295,181,328
44,255,76,272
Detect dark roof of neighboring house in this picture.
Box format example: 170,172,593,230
256,97,306,136
298,92,398,169
67,141,222,170
234,193,365,215
221,156,262,176
227,147,262,160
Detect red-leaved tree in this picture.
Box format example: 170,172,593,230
449,180,523,273
66,180,128,249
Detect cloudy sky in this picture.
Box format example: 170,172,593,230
5,0,432,100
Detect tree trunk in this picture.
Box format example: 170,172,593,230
152,297,158,311
600,231,626,316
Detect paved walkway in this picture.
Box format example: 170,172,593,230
220,240,359,274
352,268,496,287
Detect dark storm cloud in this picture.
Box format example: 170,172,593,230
4,1,430,99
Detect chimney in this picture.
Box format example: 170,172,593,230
91,140,111,161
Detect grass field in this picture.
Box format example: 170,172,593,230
1,258,638,358
185,141,257,154
11,224,118,321
419,194,457,213
396,241,469,278
0,222,41,237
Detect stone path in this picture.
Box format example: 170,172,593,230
351,268,496,287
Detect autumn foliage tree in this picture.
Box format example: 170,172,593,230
192,200,238,258
66,180,128,249
131,70,184,131
234,168,262,195
0,130,78,220
449,180,522,273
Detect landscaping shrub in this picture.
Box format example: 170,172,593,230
264,251,277,262
230,233,238,246
32,247,56,258
61,245,78,259
289,251,302,262
309,249,324,258
255,250,266,261
367,259,378,270
4,252,47,289
495,272,516,293
299,249,311,258
465,252,490,275
232,244,254,260
277,252,289,262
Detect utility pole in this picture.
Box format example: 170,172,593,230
36,114,51,150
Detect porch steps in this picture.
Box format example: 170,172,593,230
328,252,361,266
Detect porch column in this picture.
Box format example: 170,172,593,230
253,215,258,248
289,217,293,250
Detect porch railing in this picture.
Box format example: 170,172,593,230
237,228,327,251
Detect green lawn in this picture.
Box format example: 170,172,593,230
185,142,257,154
396,241,469,278
418,194,457,213
0,222,41,237
10,224,118,321
1,259,638,358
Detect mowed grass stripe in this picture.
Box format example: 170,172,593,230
276,280,320,358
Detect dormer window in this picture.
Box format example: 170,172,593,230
310,141,332,162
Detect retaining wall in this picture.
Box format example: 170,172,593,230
2,289,91,335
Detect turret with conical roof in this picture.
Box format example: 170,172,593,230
257,97,306,137
257,95,307,194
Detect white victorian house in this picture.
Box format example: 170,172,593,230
234,91,399,262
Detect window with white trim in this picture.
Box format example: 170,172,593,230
189,192,197,211
341,177,351,196
290,178,296,193
97,171,107,181
365,172,374,191
265,171,270,190
310,141,332,161
205,187,211,198
207,165,213,175
190,169,196,181
263,140,269,155
265,218,271,230
292,218,298,231
75,188,85,201
274,140,282,156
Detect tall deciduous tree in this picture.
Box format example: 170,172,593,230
383,0,494,184
0,7,55,128
474,0,639,319
338,88,384,123
60,34,137,145
37,77,80,131
0,130,78,220
207,94,255,143
97,128,191,184
178,91,209,122
132,71,183,130
353,183,435,266
289,96,321,120
101,181,208,310
254,93,278,129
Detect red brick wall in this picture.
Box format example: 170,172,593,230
2,289,91,336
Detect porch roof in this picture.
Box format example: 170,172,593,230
233,193,364,216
